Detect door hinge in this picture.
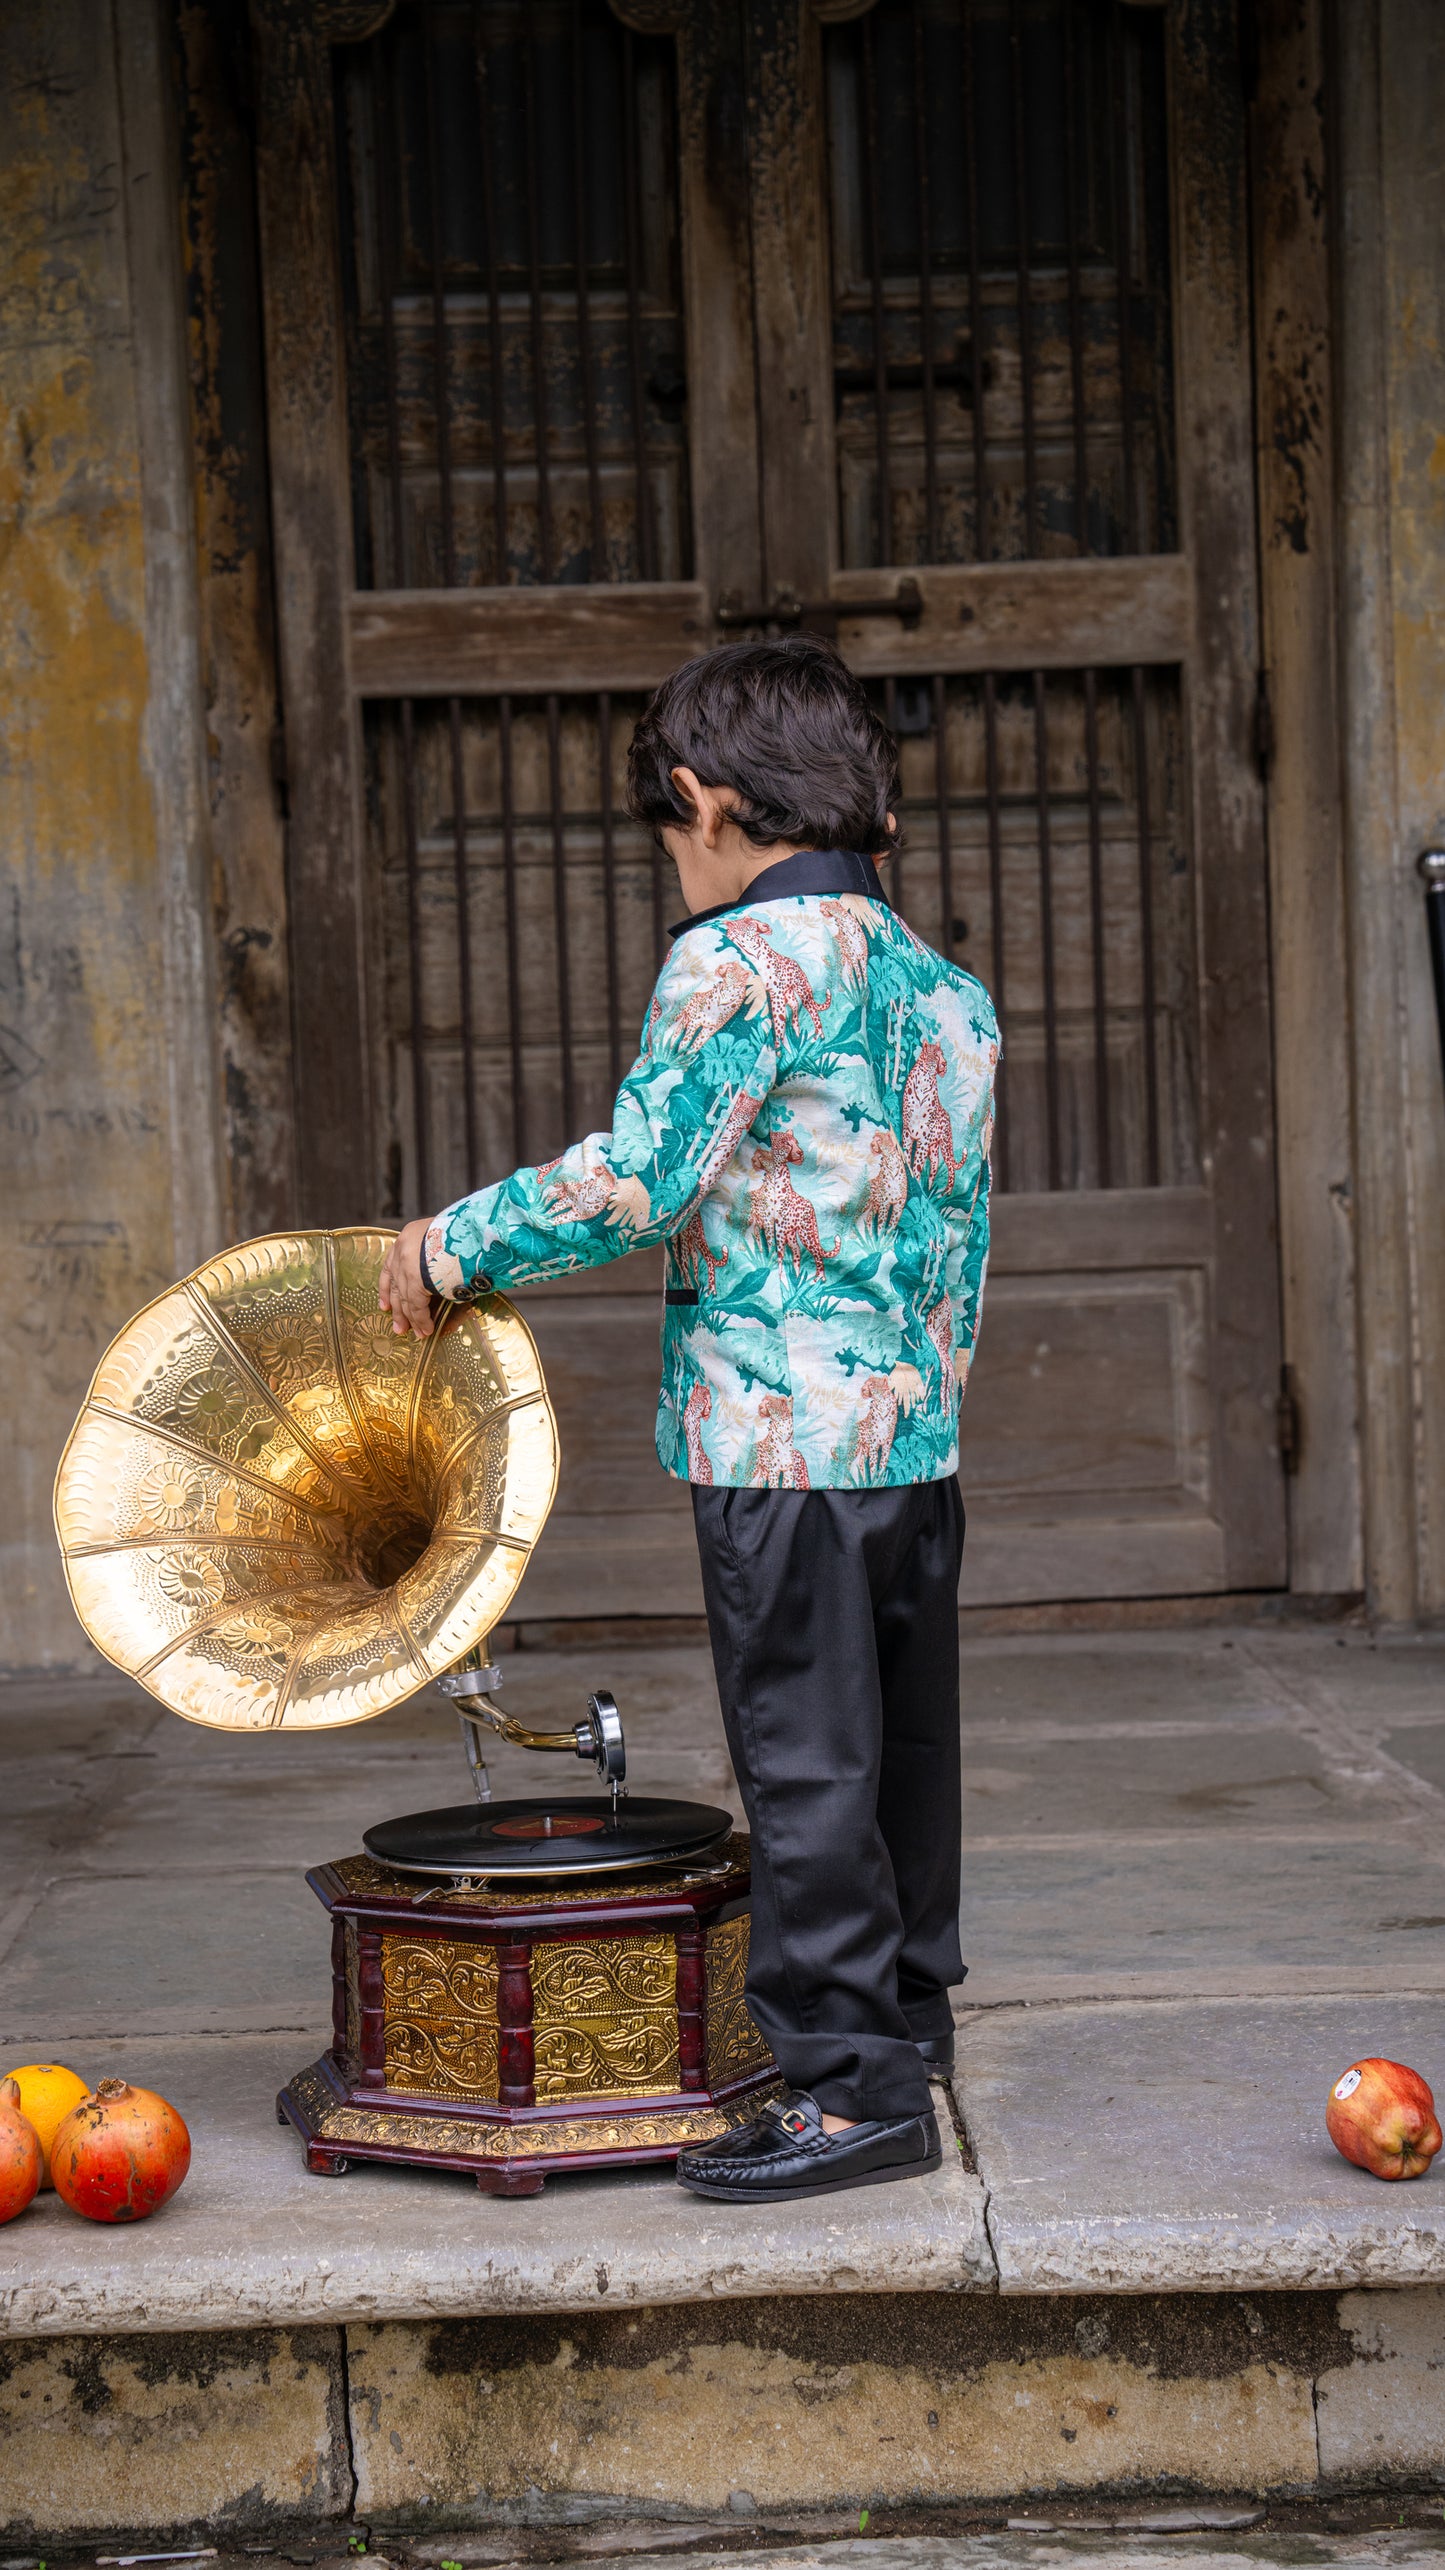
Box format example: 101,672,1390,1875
1276,1364,1301,1475
1253,669,1274,779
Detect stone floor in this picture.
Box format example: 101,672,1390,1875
20,2535,1445,2570
406,2539,1445,2570
3,1623,1445,2328
17,2521,1445,2570
376,2540,1445,2570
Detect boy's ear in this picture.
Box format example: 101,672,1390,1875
670,766,734,848
669,765,702,826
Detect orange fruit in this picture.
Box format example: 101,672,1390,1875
2,2064,89,2189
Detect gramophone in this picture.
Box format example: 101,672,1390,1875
54,1230,776,2195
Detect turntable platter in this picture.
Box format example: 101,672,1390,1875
363,1796,733,1878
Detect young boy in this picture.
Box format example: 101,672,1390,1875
379,637,997,2204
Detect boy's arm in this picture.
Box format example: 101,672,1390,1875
942,1005,999,1387
946,1150,992,1387
418,930,777,1305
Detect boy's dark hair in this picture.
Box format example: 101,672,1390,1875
626,635,900,855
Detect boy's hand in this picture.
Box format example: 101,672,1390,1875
379,1219,437,1337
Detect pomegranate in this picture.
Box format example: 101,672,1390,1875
1327,2057,1442,2180
0,2077,42,2224
50,2079,191,2223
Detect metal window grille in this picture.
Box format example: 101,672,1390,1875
366,666,1191,1216
824,0,1176,566
334,1,689,589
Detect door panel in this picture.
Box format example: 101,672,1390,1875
819,0,1177,567
333,3,691,589
253,0,1285,1613
965,1272,1211,1506
362,688,667,1211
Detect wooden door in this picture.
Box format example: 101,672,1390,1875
253,0,1285,1617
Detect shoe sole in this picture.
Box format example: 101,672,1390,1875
675,2144,943,2204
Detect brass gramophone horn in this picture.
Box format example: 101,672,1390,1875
52,1230,562,1734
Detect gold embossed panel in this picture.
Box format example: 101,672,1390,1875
706,1914,771,2085
286,2058,780,2163
532,1934,680,2101
382,1935,500,2099
54,1230,558,1730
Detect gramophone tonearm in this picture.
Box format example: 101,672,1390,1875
437,1652,627,1812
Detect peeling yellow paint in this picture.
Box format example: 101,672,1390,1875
0,4,182,1664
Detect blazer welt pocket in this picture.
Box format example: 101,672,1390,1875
664,1288,700,1306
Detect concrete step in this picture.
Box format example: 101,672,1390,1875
5,1995,1445,2339
7,1630,1445,2546
4,2262,1445,2539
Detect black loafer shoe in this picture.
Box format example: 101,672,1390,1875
676,2089,941,2203
914,2030,955,2075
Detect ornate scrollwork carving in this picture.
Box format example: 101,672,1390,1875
706,1913,772,2083
287,2055,781,2159
382,1935,500,2098
532,1934,681,2100
329,1838,753,1911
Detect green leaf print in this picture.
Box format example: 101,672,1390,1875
426,878,997,1489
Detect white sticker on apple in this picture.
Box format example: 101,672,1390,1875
1334,2068,1362,2100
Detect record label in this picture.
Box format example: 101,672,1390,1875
489,1813,606,1840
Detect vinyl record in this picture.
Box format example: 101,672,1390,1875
364,1794,733,1878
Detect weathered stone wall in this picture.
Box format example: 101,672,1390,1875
3,2293,1445,2540
0,0,225,1672
0,2326,350,2539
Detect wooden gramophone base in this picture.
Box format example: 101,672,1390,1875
277,1837,779,2197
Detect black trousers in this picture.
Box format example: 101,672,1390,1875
691,1478,966,2122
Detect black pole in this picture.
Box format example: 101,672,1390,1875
1421,850,1445,1093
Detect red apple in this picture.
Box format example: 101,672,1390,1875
1327,2057,1442,2180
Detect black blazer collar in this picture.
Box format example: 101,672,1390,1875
669,847,886,940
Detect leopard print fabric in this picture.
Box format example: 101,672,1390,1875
425,883,997,1489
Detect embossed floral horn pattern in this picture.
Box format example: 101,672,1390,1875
53,1230,558,1731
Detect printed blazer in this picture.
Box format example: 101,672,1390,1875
422,848,999,1490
